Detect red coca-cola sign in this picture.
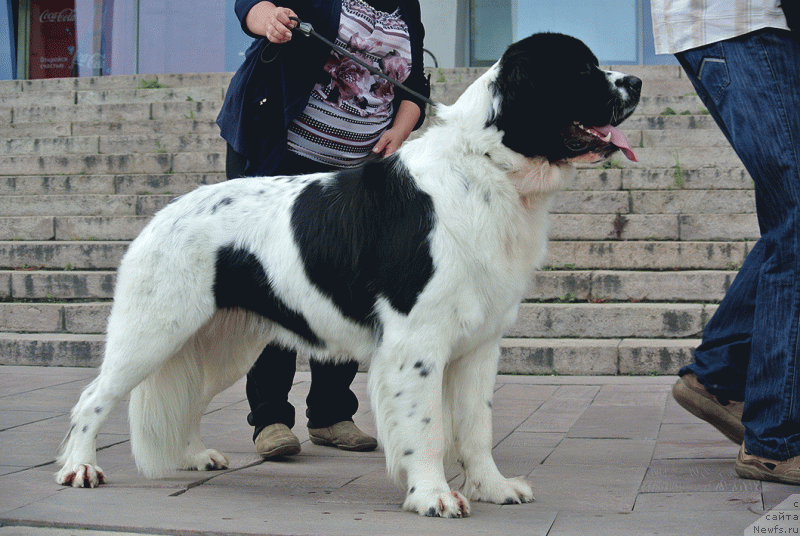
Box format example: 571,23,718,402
29,1,77,78
39,8,77,24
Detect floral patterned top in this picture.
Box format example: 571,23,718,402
286,0,412,167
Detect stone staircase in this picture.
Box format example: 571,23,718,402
0,66,756,374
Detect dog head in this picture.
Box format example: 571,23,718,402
488,32,641,164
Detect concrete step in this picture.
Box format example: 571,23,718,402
548,213,758,241
0,241,128,270
0,215,150,240
0,168,753,198
0,189,756,218
0,330,698,373
0,268,737,303
0,128,725,159
632,95,706,116
551,188,755,215
499,337,700,375
0,134,225,155
565,167,752,192
0,213,760,242
528,269,736,302
3,119,219,139
0,194,146,217
620,114,719,131
617,167,751,190
0,302,108,334
0,300,718,342
0,240,750,271
0,72,234,93
0,332,104,367
614,146,741,168
544,241,751,270
4,100,221,124
0,86,224,107
511,302,717,339
0,173,224,196
0,152,224,176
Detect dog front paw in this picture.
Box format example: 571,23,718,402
183,448,229,471
56,464,106,488
403,484,471,518
463,475,535,505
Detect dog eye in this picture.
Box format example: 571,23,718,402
579,64,592,76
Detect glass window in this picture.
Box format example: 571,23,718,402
470,0,512,66
513,0,640,64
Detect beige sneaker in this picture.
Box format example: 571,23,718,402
308,421,378,451
672,373,745,444
254,423,301,458
735,443,800,485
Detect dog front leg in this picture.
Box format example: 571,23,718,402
446,342,535,505
369,349,470,518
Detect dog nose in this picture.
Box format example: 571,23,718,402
626,75,643,95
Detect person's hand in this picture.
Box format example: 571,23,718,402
246,1,297,43
372,126,413,157
372,101,421,156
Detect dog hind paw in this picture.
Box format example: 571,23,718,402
464,475,535,505
183,448,229,471
56,464,106,488
404,487,471,518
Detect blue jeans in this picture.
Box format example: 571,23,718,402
676,29,800,461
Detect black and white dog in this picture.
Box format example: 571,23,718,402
56,33,640,518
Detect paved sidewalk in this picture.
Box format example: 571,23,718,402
0,366,797,536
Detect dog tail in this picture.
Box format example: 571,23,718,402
128,347,203,478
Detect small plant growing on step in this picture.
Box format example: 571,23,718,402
660,107,676,116
600,159,622,169
137,79,168,89
672,152,685,188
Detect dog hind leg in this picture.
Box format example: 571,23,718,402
56,328,195,487
130,310,270,476
445,341,534,505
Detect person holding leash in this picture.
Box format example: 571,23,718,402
216,0,429,458
651,0,800,484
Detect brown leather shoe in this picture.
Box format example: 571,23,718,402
254,423,301,458
735,443,800,485
308,421,378,451
672,373,745,444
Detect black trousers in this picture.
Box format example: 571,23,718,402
226,144,361,438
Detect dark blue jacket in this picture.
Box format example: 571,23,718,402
216,0,429,176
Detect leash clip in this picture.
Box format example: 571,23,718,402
289,17,312,37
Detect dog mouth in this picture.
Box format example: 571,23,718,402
562,122,638,163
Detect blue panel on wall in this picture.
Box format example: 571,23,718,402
225,0,254,72
642,0,678,64
1,0,15,79
514,0,639,64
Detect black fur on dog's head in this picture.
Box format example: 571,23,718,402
488,32,641,163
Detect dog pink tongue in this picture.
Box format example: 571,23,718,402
593,125,638,162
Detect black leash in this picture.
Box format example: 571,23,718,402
289,16,435,107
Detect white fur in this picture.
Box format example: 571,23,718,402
55,64,583,517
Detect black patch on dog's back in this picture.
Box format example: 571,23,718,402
213,245,323,347
291,156,435,326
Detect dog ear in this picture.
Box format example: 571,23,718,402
488,39,562,160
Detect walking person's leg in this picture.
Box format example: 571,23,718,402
674,30,800,482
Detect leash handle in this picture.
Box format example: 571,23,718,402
288,16,435,107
